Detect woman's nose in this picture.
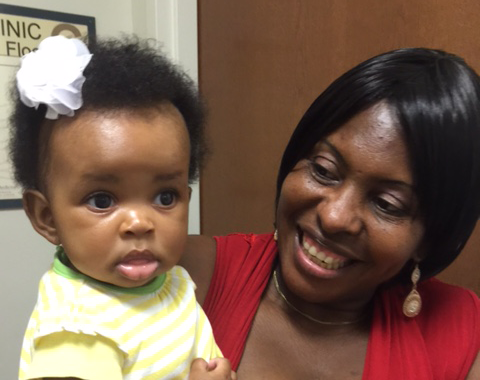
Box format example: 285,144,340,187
316,186,363,235
120,207,155,237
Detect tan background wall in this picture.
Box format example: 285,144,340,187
198,0,480,294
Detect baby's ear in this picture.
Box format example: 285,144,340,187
23,190,60,245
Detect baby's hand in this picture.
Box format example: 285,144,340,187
189,357,237,380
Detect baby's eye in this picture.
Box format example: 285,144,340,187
86,193,115,210
154,191,177,207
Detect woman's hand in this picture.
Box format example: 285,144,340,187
189,357,237,380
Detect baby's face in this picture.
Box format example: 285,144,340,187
43,105,191,287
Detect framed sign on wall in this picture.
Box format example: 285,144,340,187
0,3,95,209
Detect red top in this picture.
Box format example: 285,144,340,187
203,233,480,378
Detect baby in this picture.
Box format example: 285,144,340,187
11,35,231,380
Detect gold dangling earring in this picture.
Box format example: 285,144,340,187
273,229,278,241
403,263,422,317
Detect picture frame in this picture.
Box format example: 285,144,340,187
0,3,96,209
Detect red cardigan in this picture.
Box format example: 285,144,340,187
203,233,480,379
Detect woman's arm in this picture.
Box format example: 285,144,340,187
180,235,217,304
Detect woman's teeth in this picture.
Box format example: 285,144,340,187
302,240,347,270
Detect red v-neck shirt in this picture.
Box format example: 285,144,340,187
203,233,479,379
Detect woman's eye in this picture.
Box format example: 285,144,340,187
375,196,407,217
314,164,334,178
154,191,177,207
86,193,114,209
310,159,338,182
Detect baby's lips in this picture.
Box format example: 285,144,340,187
116,258,159,281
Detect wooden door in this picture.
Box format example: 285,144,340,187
198,0,480,294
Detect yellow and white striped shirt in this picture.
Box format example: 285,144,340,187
19,253,222,379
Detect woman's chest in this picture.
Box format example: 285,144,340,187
236,301,369,380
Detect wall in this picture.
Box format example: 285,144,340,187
0,1,198,377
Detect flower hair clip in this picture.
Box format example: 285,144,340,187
16,35,92,120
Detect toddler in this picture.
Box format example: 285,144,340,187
11,35,231,380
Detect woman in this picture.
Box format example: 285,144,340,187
181,48,480,379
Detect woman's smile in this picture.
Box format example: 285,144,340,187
294,229,353,279
276,102,425,306
302,238,350,270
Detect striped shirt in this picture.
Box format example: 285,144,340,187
19,253,222,379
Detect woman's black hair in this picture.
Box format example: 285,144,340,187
276,48,480,281
9,35,206,189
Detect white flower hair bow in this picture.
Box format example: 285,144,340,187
16,35,92,120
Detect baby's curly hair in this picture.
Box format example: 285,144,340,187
9,35,207,190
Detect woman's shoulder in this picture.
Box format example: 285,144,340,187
179,235,217,303
419,278,479,317
418,279,479,342
418,279,479,375
180,233,275,304
372,279,479,377
213,232,275,252
213,233,277,272
378,278,479,348
384,277,479,318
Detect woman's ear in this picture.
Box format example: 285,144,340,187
414,249,428,264
22,190,60,245
413,235,429,263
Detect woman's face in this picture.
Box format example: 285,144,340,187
276,102,425,309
